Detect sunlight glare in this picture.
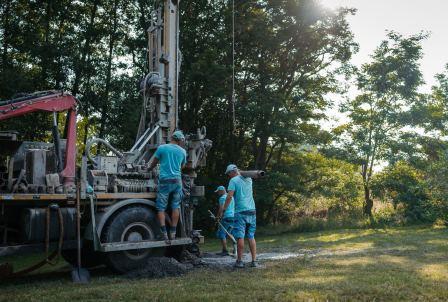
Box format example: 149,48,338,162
319,0,347,10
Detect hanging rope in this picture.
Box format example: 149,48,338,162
231,0,238,136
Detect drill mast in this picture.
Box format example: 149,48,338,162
136,0,181,159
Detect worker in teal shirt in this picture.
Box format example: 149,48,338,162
214,185,235,256
148,130,187,242
218,164,257,268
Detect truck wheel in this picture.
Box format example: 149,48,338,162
102,205,164,273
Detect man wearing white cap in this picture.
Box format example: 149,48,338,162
219,164,257,268
148,130,187,242
214,185,235,256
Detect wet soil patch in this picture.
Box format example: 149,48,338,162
125,250,318,278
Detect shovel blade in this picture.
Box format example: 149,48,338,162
71,267,90,284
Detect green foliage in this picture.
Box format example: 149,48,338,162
181,0,359,224
0,0,150,145
1,0,357,222
410,64,448,135
264,151,363,224
3,0,448,229
335,31,428,215
371,161,433,221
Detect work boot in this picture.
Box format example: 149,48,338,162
249,260,260,268
169,226,177,240
160,232,170,245
216,250,229,256
233,260,245,268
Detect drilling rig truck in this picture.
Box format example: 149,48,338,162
0,0,212,277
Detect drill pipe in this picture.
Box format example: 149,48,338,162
239,170,266,179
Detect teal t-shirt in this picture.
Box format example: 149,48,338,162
228,176,255,213
219,194,235,219
154,144,187,180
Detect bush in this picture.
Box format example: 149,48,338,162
371,161,432,221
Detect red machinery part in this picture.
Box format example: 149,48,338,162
0,92,77,189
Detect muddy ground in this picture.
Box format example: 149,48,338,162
124,245,393,279
125,249,329,278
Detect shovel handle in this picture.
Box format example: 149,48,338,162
76,183,82,268
208,210,237,244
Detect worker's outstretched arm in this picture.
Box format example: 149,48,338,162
218,190,234,218
148,157,159,171
216,204,224,218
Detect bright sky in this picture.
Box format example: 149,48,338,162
319,0,448,130
321,0,448,90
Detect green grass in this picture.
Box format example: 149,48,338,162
1,225,447,301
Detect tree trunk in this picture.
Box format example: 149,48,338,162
54,4,70,89
40,1,52,88
97,0,120,147
255,134,268,170
1,0,12,69
83,112,90,147
363,184,373,216
71,0,99,96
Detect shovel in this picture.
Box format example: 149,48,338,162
72,184,90,283
208,210,237,255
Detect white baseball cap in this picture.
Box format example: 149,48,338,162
225,164,238,175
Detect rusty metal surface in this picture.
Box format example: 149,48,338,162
0,194,71,201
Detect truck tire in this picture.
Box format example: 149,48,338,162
101,205,164,273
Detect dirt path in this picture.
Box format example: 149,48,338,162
199,246,407,268
125,248,375,278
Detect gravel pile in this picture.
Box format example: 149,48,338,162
126,250,301,279
126,257,189,279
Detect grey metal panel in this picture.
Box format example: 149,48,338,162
26,149,47,186
190,185,204,197
99,238,192,252
97,156,118,174
13,140,66,173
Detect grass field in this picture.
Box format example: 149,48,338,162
1,225,447,301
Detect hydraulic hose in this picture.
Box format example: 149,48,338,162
85,138,124,167
45,205,64,265
0,206,66,280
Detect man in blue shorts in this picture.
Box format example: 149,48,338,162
214,185,235,256
148,130,187,242
218,164,257,268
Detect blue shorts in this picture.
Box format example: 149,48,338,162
216,218,234,240
233,211,256,239
156,179,183,211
